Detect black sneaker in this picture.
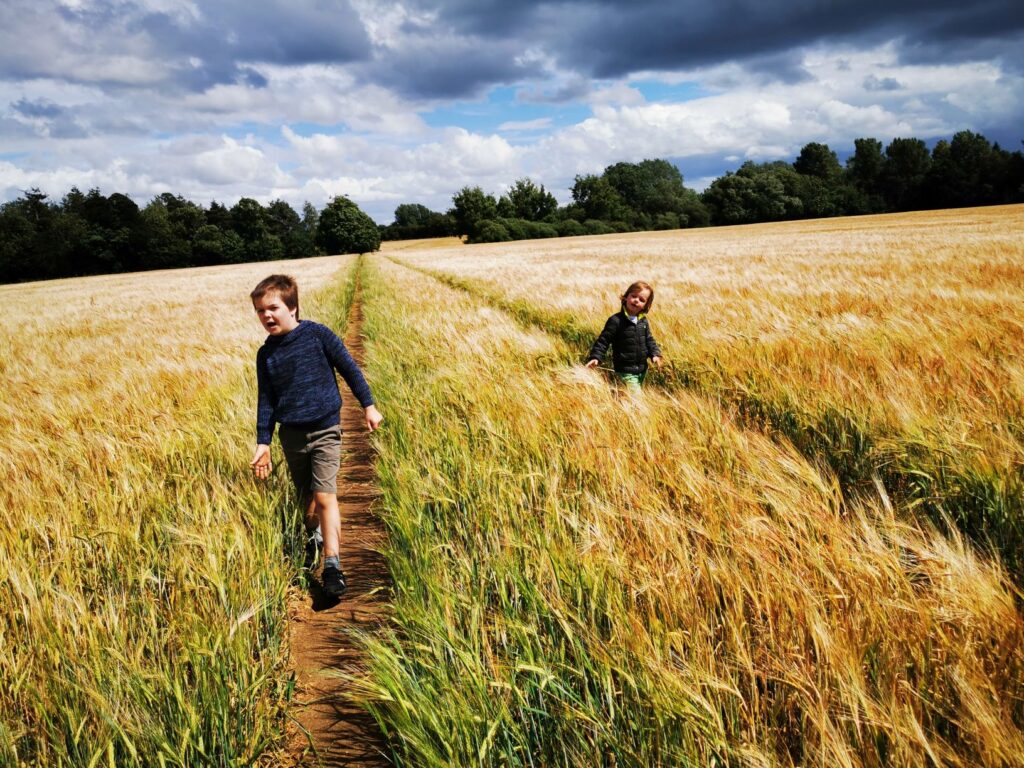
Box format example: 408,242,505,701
303,528,323,570
322,566,347,597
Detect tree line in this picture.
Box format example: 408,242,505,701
382,129,1024,243
2,129,1021,282
0,191,379,284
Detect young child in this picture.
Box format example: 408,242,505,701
249,274,383,597
585,280,663,392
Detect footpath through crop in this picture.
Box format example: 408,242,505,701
284,268,392,767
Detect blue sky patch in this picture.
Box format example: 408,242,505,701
629,79,709,103
423,86,589,134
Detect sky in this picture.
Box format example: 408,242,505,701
1,0,1022,224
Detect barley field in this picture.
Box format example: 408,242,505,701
0,255,355,766
2,206,1023,766
361,208,1024,765
389,205,1024,577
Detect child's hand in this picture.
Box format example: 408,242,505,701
250,444,272,480
365,405,384,432
652,356,663,368
584,359,599,369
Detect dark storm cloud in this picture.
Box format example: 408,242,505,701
136,2,370,67
885,0,1024,73
916,1,1024,40
403,0,547,38
558,0,1022,77
2,0,1021,102
132,1,372,90
392,0,1022,94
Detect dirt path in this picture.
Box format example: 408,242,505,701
284,290,391,767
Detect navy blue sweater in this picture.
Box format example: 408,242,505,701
255,320,374,444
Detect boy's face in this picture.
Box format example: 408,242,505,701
253,291,298,335
625,288,651,316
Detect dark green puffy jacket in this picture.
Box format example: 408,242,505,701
586,311,662,374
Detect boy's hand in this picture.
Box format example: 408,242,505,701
365,405,384,432
250,444,272,480
652,356,663,368
584,359,599,369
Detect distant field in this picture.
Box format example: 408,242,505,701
381,235,464,252
2,208,1022,766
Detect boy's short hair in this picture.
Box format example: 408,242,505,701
251,274,299,317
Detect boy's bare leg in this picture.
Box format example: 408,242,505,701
304,495,318,532
314,491,341,558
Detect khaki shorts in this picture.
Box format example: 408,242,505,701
278,424,341,498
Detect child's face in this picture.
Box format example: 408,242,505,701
624,288,651,316
253,291,298,335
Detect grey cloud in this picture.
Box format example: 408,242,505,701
1,0,371,93
516,78,593,104
396,0,1021,89
4,0,1021,102
401,0,548,38
7,98,87,139
0,116,38,140
135,2,370,67
12,98,64,119
88,115,152,136
555,1,937,77
864,75,903,92
47,117,89,139
976,116,1024,151
132,1,371,91
916,0,1024,40
899,34,1024,73
740,52,814,85
363,38,543,99
240,68,269,89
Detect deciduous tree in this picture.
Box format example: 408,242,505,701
317,195,380,254
449,186,498,238
499,178,558,221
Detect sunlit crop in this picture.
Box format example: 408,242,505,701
361,209,1024,765
5,206,1023,766
391,205,1024,576
0,256,354,766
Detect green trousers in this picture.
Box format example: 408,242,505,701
617,371,646,393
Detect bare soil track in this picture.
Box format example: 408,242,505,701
284,292,392,767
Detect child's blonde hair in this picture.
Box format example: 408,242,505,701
621,281,654,314
251,274,300,319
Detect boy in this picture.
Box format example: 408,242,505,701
249,274,383,597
